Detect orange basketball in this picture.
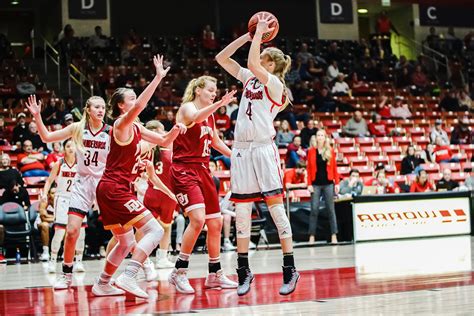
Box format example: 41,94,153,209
248,11,279,43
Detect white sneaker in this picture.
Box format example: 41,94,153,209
115,273,149,299
48,260,57,274
155,257,174,269
223,240,236,252
99,246,106,258
92,279,125,296
168,268,195,294
143,258,157,282
205,270,238,289
39,252,50,262
54,273,72,289
73,262,85,273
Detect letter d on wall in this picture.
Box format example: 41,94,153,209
319,0,353,24
81,0,94,10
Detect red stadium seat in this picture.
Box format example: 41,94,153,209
393,136,412,147
461,161,474,172
451,172,469,182
428,172,442,182
408,127,425,137
337,146,359,158
334,137,355,148
355,165,373,177
420,163,440,174
337,166,351,177
383,145,402,155
347,156,369,167
439,162,461,172
389,175,407,187
355,137,374,148
368,155,390,166
412,136,430,147
374,137,393,147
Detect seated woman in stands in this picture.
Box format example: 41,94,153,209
410,169,435,193
371,167,399,194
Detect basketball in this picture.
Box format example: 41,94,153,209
248,11,279,43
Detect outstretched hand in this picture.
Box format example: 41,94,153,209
218,90,237,107
153,54,170,79
172,123,187,134
25,95,42,117
255,12,276,35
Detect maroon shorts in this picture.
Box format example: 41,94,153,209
96,180,151,230
171,162,220,219
143,186,177,225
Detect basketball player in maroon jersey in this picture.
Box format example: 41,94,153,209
168,76,238,294
92,55,186,298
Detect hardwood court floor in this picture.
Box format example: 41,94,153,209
1,235,473,315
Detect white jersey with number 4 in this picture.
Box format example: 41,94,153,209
76,123,111,178
234,67,284,143
55,158,77,198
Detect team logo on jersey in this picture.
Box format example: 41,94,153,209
176,193,189,206
236,152,242,158
124,199,144,213
200,126,213,138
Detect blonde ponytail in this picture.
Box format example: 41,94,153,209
261,48,292,109
311,130,332,161
182,76,217,103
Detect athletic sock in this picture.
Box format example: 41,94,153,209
283,252,295,267
124,260,142,278
237,252,249,268
208,256,221,273
98,271,112,285
175,252,190,269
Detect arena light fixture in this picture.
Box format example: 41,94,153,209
358,8,368,14
11,0,19,4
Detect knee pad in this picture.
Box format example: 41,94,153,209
235,203,252,239
136,219,163,256
268,204,292,239
107,229,136,267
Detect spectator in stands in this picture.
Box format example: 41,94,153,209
12,112,29,146
0,33,11,62
63,113,74,126
410,169,434,192
300,119,318,148
214,106,230,134
425,27,441,52
436,168,459,191
458,90,473,110
326,60,340,82
284,161,308,190
368,113,388,137
45,142,64,169
0,179,30,210
202,24,217,51
420,143,435,163
326,42,343,64
338,169,363,198
27,122,47,153
161,110,175,131
371,168,399,194
342,111,369,137
286,136,306,168
395,55,410,71
434,136,458,163
17,140,49,177
390,96,412,119
307,131,339,244
42,98,62,125
445,27,463,55
57,24,79,63
349,72,370,96
331,73,350,96
377,95,391,119
37,187,55,261
430,119,449,144
375,11,399,55
0,153,24,191
121,27,141,59
411,65,429,95
451,117,473,145
314,86,337,112
439,90,461,112
401,145,422,175
88,26,108,49
395,66,412,89
276,120,294,148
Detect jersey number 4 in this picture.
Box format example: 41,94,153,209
246,102,252,121
84,150,98,167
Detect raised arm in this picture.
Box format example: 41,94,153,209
216,33,251,79
247,13,276,85
25,95,74,142
116,55,170,130
179,90,237,126
140,123,186,147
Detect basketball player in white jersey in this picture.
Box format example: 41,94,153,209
41,139,85,273
216,13,299,296
26,94,111,290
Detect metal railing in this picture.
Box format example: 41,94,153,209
42,36,61,90
68,63,93,106
406,37,450,80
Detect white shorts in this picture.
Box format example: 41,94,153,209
230,141,283,202
68,174,99,218
54,195,87,227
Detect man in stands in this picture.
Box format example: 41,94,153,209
451,117,473,145
430,119,449,144
436,168,459,191
338,169,363,198
342,111,369,137
17,140,49,177
368,113,388,137
284,161,308,190
12,112,29,147
0,179,30,210
433,136,458,163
